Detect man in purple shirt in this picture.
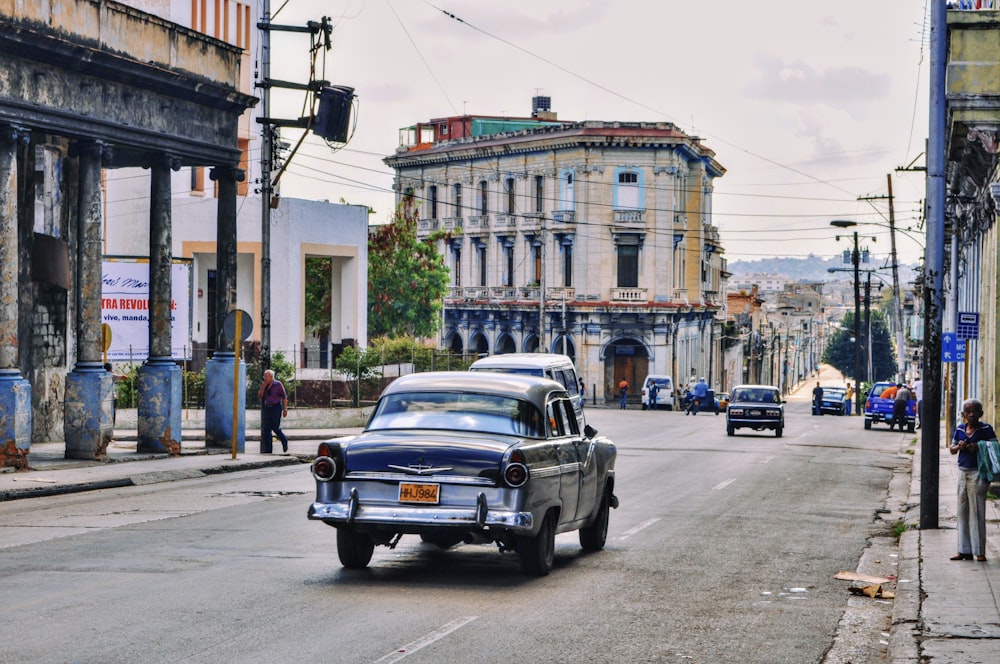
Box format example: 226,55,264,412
258,369,289,453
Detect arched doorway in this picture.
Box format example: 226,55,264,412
551,336,576,364
446,331,464,354
470,332,489,358
496,333,516,354
604,339,649,406
523,334,539,353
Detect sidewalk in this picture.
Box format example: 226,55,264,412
890,427,1000,663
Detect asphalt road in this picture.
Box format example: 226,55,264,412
0,398,907,664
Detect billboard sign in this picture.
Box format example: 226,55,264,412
101,258,193,361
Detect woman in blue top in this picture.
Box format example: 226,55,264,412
949,398,993,562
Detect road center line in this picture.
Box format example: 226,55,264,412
616,517,661,540
374,616,478,663
712,478,736,491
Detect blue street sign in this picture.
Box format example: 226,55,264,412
943,332,966,363
957,312,980,340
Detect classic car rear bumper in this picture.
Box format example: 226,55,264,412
308,500,534,532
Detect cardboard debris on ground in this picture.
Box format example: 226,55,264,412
834,571,892,584
848,583,895,599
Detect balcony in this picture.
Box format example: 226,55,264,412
550,210,575,224
465,215,489,231
447,286,464,299
493,214,517,229
519,286,540,299
519,212,543,232
610,287,648,302
613,209,645,226
418,218,440,232
463,286,489,299
491,286,518,299
546,287,576,301
441,216,463,230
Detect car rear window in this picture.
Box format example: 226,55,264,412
369,392,544,437
733,389,779,403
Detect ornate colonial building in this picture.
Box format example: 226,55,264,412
384,100,728,403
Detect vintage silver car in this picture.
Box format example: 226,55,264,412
308,371,618,575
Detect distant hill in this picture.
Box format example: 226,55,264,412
728,255,918,284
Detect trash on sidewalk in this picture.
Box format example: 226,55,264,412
848,583,895,599
834,571,892,584
835,571,896,599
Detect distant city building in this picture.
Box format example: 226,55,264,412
385,100,728,402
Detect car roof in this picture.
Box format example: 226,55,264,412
382,371,567,402
469,353,575,370
731,384,779,391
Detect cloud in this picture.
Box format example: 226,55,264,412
746,54,890,107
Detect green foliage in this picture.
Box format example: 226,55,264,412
183,368,206,407
304,256,333,338
367,336,475,372
822,310,897,382
368,202,452,339
246,351,297,407
114,363,140,408
335,345,383,406
891,520,908,540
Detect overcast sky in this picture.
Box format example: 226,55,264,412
263,0,931,268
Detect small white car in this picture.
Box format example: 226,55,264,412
641,375,674,410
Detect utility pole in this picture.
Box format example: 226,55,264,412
259,0,273,372
832,220,863,416
921,0,947,530
886,175,906,383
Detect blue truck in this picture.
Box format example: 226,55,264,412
864,381,916,432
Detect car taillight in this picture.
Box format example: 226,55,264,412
503,450,529,488
312,456,337,481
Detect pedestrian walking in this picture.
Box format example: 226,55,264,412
258,369,289,453
618,379,629,410
948,398,996,562
812,381,824,416
912,375,923,428
579,379,586,409
844,382,854,416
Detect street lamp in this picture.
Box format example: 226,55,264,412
831,220,863,416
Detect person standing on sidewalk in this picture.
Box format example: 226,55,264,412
844,382,854,416
912,375,923,428
618,379,629,410
258,369,289,454
948,398,994,562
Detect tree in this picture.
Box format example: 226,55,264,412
822,310,897,382
368,201,452,339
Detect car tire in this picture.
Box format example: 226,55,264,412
519,511,556,575
337,527,375,569
775,425,783,438
727,423,735,437
579,491,610,552
864,419,872,430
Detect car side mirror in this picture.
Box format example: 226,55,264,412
584,424,598,438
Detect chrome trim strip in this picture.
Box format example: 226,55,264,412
345,471,494,486
308,502,534,532
387,464,454,475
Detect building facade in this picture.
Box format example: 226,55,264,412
385,104,727,403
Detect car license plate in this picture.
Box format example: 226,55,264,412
398,483,440,504
749,409,762,416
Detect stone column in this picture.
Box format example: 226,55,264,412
64,141,114,460
205,166,246,450
137,156,182,454
0,125,31,469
